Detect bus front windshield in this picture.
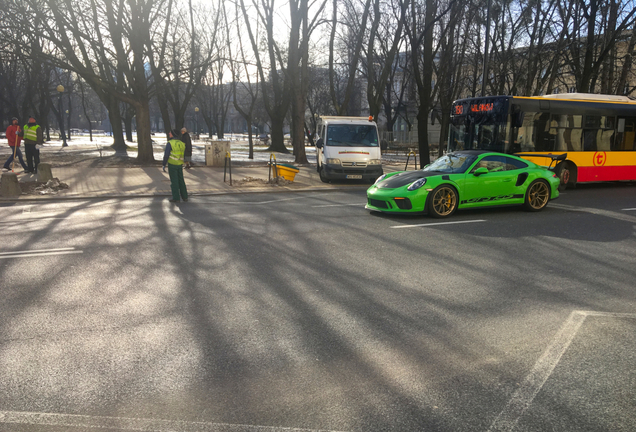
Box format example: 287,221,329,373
448,119,509,153
326,124,379,147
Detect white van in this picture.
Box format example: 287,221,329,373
315,116,383,183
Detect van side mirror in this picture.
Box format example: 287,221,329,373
381,139,388,151
474,167,488,176
316,138,323,149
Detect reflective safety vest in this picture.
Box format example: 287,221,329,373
23,124,40,142
168,139,185,165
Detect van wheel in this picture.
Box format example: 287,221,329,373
319,166,330,183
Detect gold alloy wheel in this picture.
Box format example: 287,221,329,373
432,186,457,216
527,181,549,210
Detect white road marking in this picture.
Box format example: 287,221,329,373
622,208,636,211
202,197,307,205
0,410,346,432
487,310,636,432
0,217,68,224
0,248,82,259
390,219,486,229
311,203,366,208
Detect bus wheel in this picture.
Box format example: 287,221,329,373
557,162,572,190
523,180,550,212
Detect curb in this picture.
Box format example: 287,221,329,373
0,185,370,203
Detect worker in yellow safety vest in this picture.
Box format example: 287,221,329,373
23,116,44,174
162,129,189,203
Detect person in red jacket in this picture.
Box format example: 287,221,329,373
3,117,28,172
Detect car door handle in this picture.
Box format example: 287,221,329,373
503,179,512,182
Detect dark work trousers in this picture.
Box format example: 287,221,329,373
168,163,188,201
3,146,28,170
24,143,40,172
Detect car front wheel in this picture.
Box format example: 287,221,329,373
427,185,458,218
523,180,550,211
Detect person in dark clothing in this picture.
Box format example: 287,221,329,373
162,129,188,203
181,127,193,169
23,116,44,173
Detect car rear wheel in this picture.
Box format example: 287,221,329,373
523,180,550,211
427,185,458,218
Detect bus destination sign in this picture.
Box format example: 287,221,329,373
470,102,494,113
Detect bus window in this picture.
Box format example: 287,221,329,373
510,111,537,152
449,123,469,151
535,112,555,151
614,117,636,151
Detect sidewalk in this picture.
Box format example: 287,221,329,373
0,138,414,201
1,162,404,201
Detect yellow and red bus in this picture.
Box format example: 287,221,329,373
448,93,636,187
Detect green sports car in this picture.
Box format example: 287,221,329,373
366,151,564,217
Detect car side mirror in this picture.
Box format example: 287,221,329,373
316,138,323,149
474,167,488,176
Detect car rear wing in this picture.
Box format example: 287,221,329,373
514,153,567,170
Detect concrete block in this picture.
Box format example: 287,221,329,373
38,163,53,182
1,172,21,197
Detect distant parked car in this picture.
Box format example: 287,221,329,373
258,133,269,144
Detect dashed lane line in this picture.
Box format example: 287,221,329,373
0,410,346,432
487,310,636,432
311,203,367,208
0,247,83,259
390,219,486,229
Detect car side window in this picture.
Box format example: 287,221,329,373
504,157,528,171
470,155,507,173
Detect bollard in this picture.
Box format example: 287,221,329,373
405,151,418,171
268,153,278,184
223,151,232,185
38,163,53,182
1,172,22,197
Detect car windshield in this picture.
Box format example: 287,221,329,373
326,124,379,147
423,153,478,173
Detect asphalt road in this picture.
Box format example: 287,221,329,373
1,182,635,432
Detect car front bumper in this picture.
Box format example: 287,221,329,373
322,164,383,181
365,185,428,213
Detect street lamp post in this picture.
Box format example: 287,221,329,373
195,107,199,140
66,110,71,140
481,0,492,96
56,85,68,147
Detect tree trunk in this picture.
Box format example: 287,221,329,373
267,113,289,153
135,103,154,162
108,106,127,153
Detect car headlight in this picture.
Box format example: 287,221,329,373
407,178,427,191
374,174,387,184
326,158,341,165
368,159,382,165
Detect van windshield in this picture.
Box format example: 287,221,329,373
326,124,379,147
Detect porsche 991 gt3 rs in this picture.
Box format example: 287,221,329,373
366,151,563,217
